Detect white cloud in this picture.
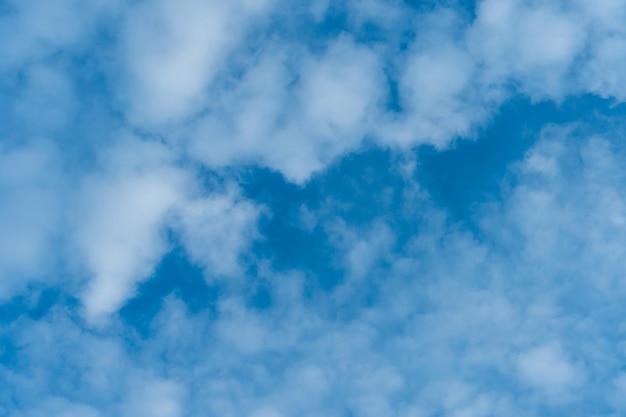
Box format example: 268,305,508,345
582,35,626,100
516,342,582,404
215,297,275,355
70,138,262,322
175,187,261,280
186,35,385,183
0,133,263,322
0,0,120,72
72,138,188,323
298,36,384,137
390,33,489,147
484,126,626,293
469,0,586,98
120,0,276,127
329,220,395,283
0,140,65,297
5,0,626,190
121,377,186,417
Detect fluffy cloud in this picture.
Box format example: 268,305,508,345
72,138,189,323
4,0,626,186
186,35,385,182
469,0,586,97
70,137,263,323
0,135,262,323
119,0,276,127
137,0,626,179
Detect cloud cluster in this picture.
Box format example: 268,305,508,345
4,125,626,416
0,135,261,323
3,0,626,314
96,0,626,185
2,0,626,415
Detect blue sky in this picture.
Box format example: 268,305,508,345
3,0,626,416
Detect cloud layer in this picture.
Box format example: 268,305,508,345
2,0,626,416
5,125,626,416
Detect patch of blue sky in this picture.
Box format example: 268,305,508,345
119,248,216,338
419,95,626,223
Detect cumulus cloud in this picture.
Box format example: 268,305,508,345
72,138,189,323
4,0,626,188
125,0,626,180
468,0,586,97
119,0,276,127
0,135,262,323
69,137,263,323
186,35,385,182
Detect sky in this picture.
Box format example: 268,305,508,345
2,0,626,416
